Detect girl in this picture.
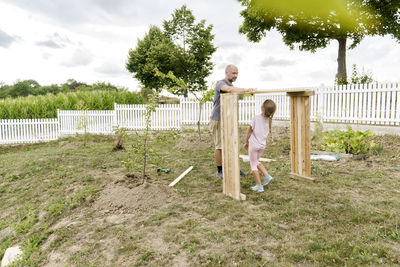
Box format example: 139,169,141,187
244,99,276,193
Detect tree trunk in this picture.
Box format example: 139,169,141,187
197,102,203,141
142,132,147,183
336,38,347,84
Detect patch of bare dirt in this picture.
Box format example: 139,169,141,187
93,175,178,213
174,134,213,151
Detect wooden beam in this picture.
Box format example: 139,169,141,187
286,91,315,97
289,172,315,181
224,89,314,96
221,94,241,200
289,95,311,178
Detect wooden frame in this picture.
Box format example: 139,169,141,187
220,90,315,200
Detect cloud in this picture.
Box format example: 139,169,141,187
259,72,282,81
0,29,18,48
36,40,63,48
35,32,72,49
62,48,93,67
42,52,53,60
94,61,129,76
260,56,295,67
1,0,183,27
308,70,331,81
226,53,242,65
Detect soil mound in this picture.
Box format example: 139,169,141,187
93,175,177,213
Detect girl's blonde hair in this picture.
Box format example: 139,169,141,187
262,99,276,119
262,99,276,134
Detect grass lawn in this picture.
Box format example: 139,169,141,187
0,126,399,266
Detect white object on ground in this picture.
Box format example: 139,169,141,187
169,166,194,187
1,246,23,267
311,155,341,161
240,155,276,163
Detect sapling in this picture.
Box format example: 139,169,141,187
75,101,90,146
155,68,213,141
122,93,162,183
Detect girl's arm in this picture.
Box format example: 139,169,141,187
244,125,253,150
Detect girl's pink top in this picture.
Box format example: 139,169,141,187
249,114,269,150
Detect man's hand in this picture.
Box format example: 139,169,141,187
247,88,256,95
244,141,249,150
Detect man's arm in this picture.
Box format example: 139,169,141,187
221,85,255,94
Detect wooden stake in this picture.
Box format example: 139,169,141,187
169,166,193,187
221,94,241,200
288,94,311,178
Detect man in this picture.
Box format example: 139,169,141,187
209,64,255,178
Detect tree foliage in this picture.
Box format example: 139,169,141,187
126,5,216,97
0,79,125,99
238,0,400,82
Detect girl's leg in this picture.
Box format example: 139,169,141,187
257,163,268,178
252,170,261,186
249,144,262,186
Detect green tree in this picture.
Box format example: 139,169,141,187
10,80,40,97
126,26,178,91
0,84,11,98
238,0,400,83
126,5,216,97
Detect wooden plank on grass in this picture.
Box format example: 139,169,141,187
239,155,276,163
169,166,193,187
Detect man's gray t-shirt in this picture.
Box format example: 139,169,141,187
210,79,231,121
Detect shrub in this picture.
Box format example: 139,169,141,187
319,127,376,155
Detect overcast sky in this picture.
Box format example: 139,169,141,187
0,0,399,92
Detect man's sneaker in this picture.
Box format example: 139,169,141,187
251,185,264,193
217,171,223,179
262,174,273,186
240,170,246,176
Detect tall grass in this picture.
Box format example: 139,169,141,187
0,90,143,119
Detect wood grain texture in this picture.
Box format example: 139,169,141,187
221,94,241,200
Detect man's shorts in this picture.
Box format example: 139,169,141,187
209,119,221,149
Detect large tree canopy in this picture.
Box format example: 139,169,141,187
126,5,216,96
238,0,400,83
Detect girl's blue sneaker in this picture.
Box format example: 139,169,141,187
263,174,273,186
251,185,264,193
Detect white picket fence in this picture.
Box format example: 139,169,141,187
115,103,181,130
0,119,59,144
181,83,400,126
1,83,399,145
315,84,400,125
58,110,115,135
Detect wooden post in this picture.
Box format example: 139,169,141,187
220,94,241,200
287,91,314,180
